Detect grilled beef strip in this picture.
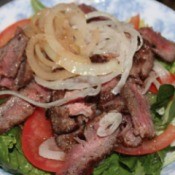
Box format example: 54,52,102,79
0,81,50,133
0,30,33,90
47,90,96,151
130,39,154,80
139,27,175,62
57,113,120,175
79,4,96,14
98,78,126,112
121,81,155,139
14,57,33,89
117,115,142,147
0,30,28,78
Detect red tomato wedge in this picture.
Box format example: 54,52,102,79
115,124,175,155
22,108,64,172
0,19,30,47
129,14,140,30
149,73,175,94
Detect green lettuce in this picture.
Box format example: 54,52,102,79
93,149,170,175
31,0,45,13
0,127,51,175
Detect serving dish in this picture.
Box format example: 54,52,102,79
0,0,175,174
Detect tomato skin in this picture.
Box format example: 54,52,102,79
129,14,140,30
115,124,175,155
0,19,30,47
149,73,175,94
22,108,63,172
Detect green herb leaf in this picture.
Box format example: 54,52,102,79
31,0,45,13
151,84,174,110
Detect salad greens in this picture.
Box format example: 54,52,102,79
31,0,45,13
0,127,51,175
151,84,175,130
93,149,171,175
0,0,175,175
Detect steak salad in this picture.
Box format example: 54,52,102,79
0,1,175,175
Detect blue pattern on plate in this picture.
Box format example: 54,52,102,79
0,0,175,174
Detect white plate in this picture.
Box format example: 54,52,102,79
0,0,175,174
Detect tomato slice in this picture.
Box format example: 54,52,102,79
0,19,30,47
129,14,140,30
149,73,175,94
115,124,175,155
22,108,64,172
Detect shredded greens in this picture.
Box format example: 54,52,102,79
0,127,51,175
151,84,175,130
93,149,170,175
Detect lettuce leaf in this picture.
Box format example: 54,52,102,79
0,127,51,175
93,149,170,175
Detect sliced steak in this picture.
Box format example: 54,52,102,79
0,82,50,133
139,27,175,62
130,40,154,80
55,125,84,152
121,81,155,139
0,30,28,78
48,90,95,151
117,115,142,147
57,113,119,175
0,58,33,90
79,4,96,14
98,78,126,112
14,58,33,89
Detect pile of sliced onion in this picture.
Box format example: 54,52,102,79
24,3,142,94
97,112,123,137
39,137,65,161
0,4,143,108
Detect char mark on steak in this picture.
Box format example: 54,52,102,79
117,115,142,147
0,81,50,133
121,81,155,139
130,39,154,80
57,113,119,175
0,30,33,90
47,90,95,152
0,29,28,78
139,27,175,62
98,78,126,112
78,4,96,14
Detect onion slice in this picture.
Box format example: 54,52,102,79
39,137,65,161
97,112,122,137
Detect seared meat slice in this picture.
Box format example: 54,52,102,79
98,78,126,112
121,81,155,139
0,58,33,90
0,30,32,90
14,58,33,89
0,30,28,78
48,90,95,151
130,40,154,80
0,82,50,133
55,125,84,152
139,27,175,62
117,115,142,147
48,105,79,135
79,4,96,14
0,77,14,90
57,113,119,175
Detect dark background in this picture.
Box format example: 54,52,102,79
0,0,175,10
